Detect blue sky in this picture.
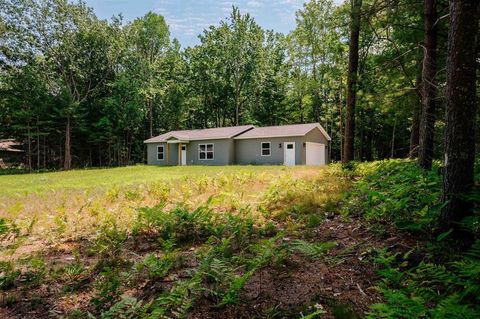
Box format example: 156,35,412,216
84,0,343,48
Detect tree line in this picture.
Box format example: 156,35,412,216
0,0,428,169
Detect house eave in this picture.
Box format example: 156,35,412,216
234,134,305,140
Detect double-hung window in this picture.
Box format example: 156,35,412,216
261,142,271,156
157,145,165,160
199,143,214,160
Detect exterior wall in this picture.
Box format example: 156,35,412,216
235,136,304,165
146,142,178,165
147,143,167,165
302,128,330,164
186,139,234,165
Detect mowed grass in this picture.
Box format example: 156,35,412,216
0,165,295,197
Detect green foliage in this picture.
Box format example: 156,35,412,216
137,252,178,280
0,217,17,237
0,261,20,290
345,159,442,232
285,240,336,259
90,221,128,262
135,205,215,243
345,160,480,319
100,297,145,319
369,241,480,318
91,266,123,311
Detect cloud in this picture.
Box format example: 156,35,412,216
151,0,345,47
247,0,264,7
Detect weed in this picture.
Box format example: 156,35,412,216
0,261,20,289
285,240,336,259
100,297,145,319
91,266,122,311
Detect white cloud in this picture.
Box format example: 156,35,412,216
247,0,264,7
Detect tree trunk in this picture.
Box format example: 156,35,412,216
27,125,32,171
148,99,153,138
36,116,40,170
64,115,72,170
440,0,480,241
409,65,423,158
391,116,397,158
418,0,438,170
43,135,46,169
343,0,362,163
338,91,343,162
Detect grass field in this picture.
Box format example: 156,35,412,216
0,164,397,318
0,165,294,196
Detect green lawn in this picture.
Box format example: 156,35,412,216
0,165,295,197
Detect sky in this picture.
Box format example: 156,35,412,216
83,0,344,48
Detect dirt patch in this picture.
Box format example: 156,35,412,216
187,216,414,319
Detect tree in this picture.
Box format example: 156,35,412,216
418,0,438,170
343,0,362,163
2,0,114,169
439,0,480,241
128,12,170,138
294,0,336,123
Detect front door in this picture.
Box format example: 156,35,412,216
181,145,187,165
284,142,295,166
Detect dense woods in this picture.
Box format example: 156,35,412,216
1,0,471,170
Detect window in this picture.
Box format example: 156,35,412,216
287,143,294,149
261,142,271,156
199,143,214,160
157,145,164,160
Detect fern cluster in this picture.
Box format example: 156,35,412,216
369,242,480,318
344,159,442,233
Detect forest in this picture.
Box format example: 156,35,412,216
0,0,456,169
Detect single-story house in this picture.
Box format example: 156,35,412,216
144,123,331,166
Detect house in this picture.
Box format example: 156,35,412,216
144,123,331,166
0,139,24,168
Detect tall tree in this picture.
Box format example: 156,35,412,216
343,0,362,163
418,0,438,170
439,0,480,240
128,12,170,138
2,0,114,169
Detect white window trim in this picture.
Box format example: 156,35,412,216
198,143,214,161
261,141,271,156
157,145,165,160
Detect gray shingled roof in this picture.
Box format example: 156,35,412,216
144,125,254,143
234,123,331,141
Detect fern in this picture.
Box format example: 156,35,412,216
100,297,144,319
285,240,336,259
370,241,480,318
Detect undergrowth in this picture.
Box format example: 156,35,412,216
343,159,480,319
0,167,347,318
